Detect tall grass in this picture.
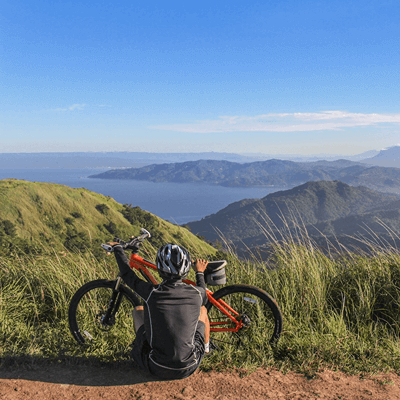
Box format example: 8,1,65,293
202,220,400,373
0,249,122,360
1,228,400,374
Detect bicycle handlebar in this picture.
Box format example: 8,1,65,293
101,228,151,252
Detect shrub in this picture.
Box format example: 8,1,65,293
70,212,83,219
95,204,110,215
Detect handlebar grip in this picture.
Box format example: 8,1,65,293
139,228,151,239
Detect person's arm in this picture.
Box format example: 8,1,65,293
193,258,208,304
109,243,153,299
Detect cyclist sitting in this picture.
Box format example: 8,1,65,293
108,242,210,380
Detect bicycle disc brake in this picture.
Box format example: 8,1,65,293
97,312,116,330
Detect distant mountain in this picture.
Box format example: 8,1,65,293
0,148,382,169
239,150,380,162
0,151,292,169
90,159,400,195
186,181,400,253
345,149,380,161
90,159,356,186
361,145,400,168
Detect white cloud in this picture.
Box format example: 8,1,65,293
54,104,86,111
150,111,400,133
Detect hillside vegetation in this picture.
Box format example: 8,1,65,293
0,179,216,257
0,223,399,374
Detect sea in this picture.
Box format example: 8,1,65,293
0,168,284,225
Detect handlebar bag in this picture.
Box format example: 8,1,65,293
204,261,227,286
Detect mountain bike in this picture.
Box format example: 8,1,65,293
68,229,283,351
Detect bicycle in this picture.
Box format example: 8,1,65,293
68,228,283,351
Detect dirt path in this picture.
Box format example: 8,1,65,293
1,364,400,399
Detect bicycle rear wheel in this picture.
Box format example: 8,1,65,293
206,284,282,350
68,279,141,347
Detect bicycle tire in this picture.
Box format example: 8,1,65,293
68,279,141,345
205,284,282,349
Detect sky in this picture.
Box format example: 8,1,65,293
1,0,400,155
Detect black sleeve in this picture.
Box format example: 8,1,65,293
195,272,206,289
113,246,153,300
195,272,208,306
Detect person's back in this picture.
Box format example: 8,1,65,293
110,242,210,380
144,279,205,368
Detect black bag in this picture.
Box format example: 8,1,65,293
204,260,227,286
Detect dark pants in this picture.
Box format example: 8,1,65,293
131,322,205,380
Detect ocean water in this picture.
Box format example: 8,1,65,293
0,168,284,224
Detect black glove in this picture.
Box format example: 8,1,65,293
125,242,141,253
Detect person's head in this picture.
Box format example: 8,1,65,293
156,243,192,280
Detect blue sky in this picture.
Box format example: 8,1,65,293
1,0,400,155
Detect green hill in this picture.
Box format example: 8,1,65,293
187,180,400,252
0,179,215,257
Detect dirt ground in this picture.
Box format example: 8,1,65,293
1,363,400,400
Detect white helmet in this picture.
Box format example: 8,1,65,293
156,244,192,280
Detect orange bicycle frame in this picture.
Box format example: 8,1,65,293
129,253,243,332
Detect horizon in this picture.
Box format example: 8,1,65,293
2,1,400,154
0,147,393,157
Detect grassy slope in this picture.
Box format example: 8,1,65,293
0,179,215,257
0,179,130,241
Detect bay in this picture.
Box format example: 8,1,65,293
0,168,284,225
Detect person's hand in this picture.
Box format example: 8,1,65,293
193,258,208,273
106,241,123,251
101,241,122,255
107,241,121,247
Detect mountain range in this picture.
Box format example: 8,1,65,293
3,145,400,258
90,158,400,195
186,180,400,254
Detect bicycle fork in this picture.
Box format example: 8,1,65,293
100,277,124,326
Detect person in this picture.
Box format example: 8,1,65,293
108,241,210,380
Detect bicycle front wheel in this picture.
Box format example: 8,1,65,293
206,284,282,350
68,279,141,347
